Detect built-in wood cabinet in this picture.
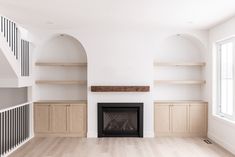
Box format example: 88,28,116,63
154,102,207,137
154,104,170,134
34,105,50,133
34,102,87,137
51,104,68,133
69,104,87,134
189,103,207,135
171,104,188,133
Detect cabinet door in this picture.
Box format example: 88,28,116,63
189,104,207,135
34,104,50,133
69,104,86,135
51,104,68,133
171,104,188,133
154,104,170,134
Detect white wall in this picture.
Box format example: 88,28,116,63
208,16,235,154
29,25,208,138
0,87,28,110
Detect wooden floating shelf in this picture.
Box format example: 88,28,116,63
91,86,150,92
35,62,87,67
154,100,207,104
34,100,87,104
35,80,87,85
154,62,206,67
154,80,206,84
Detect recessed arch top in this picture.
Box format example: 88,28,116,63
157,33,206,61
37,33,87,63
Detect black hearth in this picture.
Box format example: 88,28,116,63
98,103,143,137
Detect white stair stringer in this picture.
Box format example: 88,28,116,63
0,33,32,87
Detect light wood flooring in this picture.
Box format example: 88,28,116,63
9,137,235,157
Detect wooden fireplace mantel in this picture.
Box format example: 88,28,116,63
91,86,150,92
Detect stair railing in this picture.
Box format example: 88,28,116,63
0,16,19,59
0,16,31,77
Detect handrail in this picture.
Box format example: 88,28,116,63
0,102,31,156
0,101,32,113
0,16,19,59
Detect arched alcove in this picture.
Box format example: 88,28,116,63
157,34,206,61
154,34,206,101
38,34,87,62
34,34,87,101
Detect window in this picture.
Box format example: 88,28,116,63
217,38,235,120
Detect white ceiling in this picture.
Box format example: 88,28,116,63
0,0,235,30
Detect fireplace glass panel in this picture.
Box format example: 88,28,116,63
98,103,143,137
103,109,138,132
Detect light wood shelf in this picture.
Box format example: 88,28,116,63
154,80,206,84
154,100,207,104
154,62,206,67
35,80,87,85
34,100,87,104
35,62,87,67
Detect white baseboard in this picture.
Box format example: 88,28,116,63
3,135,34,157
87,131,97,138
144,131,155,138
208,132,235,155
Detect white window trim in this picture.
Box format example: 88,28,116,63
216,38,235,121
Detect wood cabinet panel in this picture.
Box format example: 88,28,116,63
171,104,188,133
155,105,170,133
154,103,207,137
34,103,87,137
34,104,50,133
51,104,68,133
69,104,86,134
189,104,207,134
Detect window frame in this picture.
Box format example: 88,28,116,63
216,38,235,121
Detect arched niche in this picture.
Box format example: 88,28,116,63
157,34,206,61
154,33,207,101
35,34,88,101
37,34,87,63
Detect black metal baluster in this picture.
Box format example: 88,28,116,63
16,28,18,59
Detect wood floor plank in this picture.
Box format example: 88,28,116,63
9,137,235,157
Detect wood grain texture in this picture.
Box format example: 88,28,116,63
34,103,87,137
91,86,150,92
35,80,87,85
154,62,206,67
51,104,68,133
35,100,87,104
35,62,87,67
9,137,235,157
171,104,188,133
154,104,171,133
154,80,206,84
34,105,50,133
154,103,208,137
189,103,207,135
154,100,207,104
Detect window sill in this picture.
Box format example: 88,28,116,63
212,114,235,127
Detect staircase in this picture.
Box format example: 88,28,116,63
0,16,32,87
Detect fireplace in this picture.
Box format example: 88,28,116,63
98,103,143,137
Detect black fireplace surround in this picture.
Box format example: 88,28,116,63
98,103,143,137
